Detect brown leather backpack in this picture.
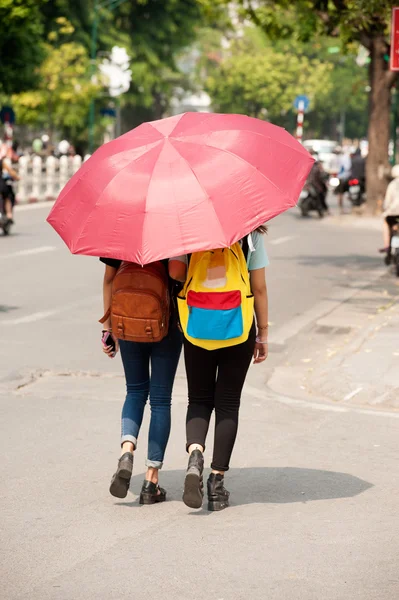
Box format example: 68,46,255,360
100,261,170,342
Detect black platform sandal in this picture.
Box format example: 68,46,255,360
109,452,134,499
183,449,204,509
139,480,166,505
207,473,229,512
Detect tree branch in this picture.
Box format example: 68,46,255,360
330,0,348,13
245,2,262,29
359,31,372,51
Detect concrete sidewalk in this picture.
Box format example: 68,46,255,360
268,271,399,411
2,360,399,600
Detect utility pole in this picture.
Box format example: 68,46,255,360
88,0,128,154
295,101,305,143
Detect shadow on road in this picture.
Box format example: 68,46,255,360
115,467,373,510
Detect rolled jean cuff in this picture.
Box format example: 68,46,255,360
121,435,137,448
210,462,229,472
145,459,163,469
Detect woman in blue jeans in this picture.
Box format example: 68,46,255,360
101,257,186,504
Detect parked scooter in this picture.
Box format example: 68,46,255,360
299,184,324,218
384,217,399,277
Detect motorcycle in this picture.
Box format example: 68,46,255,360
298,184,324,218
385,217,399,277
328,174,340,191
0,196,12,235
348,178,365,207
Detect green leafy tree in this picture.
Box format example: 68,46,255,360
0,0,47,95
12,19,98,146
206,30,332,125
233,0,399,210
41,0,92,48
97,0,207,120
271,37,369,139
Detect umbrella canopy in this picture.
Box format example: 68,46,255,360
47,112,313,264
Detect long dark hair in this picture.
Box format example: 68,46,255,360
255,225,268,234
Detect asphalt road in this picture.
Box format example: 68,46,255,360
1,199,399,600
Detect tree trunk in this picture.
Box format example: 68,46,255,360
366,35,392,213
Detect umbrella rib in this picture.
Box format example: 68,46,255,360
73,144,163,254
169,140,229,249
57,140,162,205
175,140,292,204
148,112,214,140
175,128,310,159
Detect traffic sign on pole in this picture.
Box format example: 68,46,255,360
293,95,310,112
295,100,305,143
391,7,399,71
293,96,309,143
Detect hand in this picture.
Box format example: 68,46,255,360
101,331,119,358
253,335,268,364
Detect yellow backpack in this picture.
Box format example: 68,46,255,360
177,242,254,350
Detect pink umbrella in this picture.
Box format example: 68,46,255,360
47,112,313,264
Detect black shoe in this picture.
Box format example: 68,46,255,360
207,473,229,512
183,449,204,509
109,452,134,498
139,480,166,505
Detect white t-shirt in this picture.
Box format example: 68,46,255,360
383,178,399,216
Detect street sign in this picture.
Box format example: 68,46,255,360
391,7,399,71
0,105,16,125
293,95,310,112
101,107,117,118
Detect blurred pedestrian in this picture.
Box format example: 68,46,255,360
100,256,186,504
334,146,351,213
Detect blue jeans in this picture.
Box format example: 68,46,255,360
118,325,183,469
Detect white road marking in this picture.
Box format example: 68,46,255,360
269,266,386,346
269,235,297,246
0,295,99,326
15,201,55,212
344,387,363,401
0,245,57,259
245,384,399,419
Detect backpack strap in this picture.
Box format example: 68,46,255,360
241,236,249,261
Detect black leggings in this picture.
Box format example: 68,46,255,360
184,324,256,472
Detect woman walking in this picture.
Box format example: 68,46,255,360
101,257,186,504
179,230,269,511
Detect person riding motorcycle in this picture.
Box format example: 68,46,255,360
380,164,399,254
0,156,19,223
349,148,366,192
307,152,329,214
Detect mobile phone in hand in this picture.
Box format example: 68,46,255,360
102,331,116,354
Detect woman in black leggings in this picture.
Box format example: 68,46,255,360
182,230,269,511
